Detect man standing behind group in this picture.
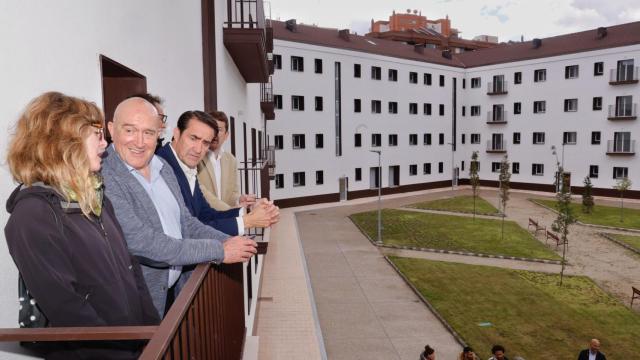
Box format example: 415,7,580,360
156,110,278,235
102,97,257,317
198,111,253,211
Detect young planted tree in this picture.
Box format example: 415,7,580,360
582,176,594,214
469,151,480,220
613,177,632,222
551,146,575,286
498,154,511,241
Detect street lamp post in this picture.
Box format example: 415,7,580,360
369,150,382,244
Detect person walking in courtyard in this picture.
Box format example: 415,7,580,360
419,344,435,359
459,346,479,360
488,344,509,360
577,339,607,360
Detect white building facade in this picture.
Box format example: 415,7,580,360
269,21,640,206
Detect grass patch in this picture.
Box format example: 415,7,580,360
533,198,640,230
350,209,559,260
390,257,640,360
407,195,500,215
609,234,640,251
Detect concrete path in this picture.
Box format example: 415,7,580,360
296,194,463,360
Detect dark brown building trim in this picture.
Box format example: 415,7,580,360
459,179,640,199
201,0,217,111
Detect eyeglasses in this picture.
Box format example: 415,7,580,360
159,114,168,123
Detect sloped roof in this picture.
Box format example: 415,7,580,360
273,20,640,69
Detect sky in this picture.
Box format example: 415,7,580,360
268,0,640,42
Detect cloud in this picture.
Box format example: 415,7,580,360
480,5,510,23
557,0,640,27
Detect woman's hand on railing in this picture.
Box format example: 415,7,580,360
222,236,258,263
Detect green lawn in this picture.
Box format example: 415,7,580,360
390,257,640,360
609,234,640,251
533,198,640,230
350,209,559,260
406,195,500,215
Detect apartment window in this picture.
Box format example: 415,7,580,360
274,95,283,109
439,104,445,116
354,98,361,113
589,165,599,178
371,100,381,113
409,71,418,84
470,105,481,116
615,95,634,116
461,134,466,144
388,69,398,81
273,54,282,69
564,98,578,112
462,106,466,116
355,168,362,181
292,134,305,149
291,95,305,111
512,162,520,174
591,131,601,145
594,62,604,76
513,132,521,144
514,71,522,84
533,101,546,114
371,66,381,80
461,161,465,171
593,96,602,110
563,131,577,145
532,164,544,176
291,56,304,72
423,163,431,174
315,96,323,111
424,73,432,85
314,58,323,74
533,132,545,144
409,134,418,145
354,63,361,78
534,69,546,82
513,102,521,115
388,134,398,146
316,170,324,185
565,65,579,79
613,167,628,179
409,103,418,114
439,75,445,87
462,78,466,88
423,103,432,115
439,133,445,145
423,133,432,145
470,77,481,88
371,133,381,147
388,101,398,114
275,174,284,188
409,164,418,176
492,162,501,173
438,162,444,173
293,172,306,186
274,135,283,150
354,133,362,147
315,134,324,148
470,133,481,144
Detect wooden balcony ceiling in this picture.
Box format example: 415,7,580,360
224,28,269,83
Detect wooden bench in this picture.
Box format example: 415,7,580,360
528,218,545,235
546,230,567,250
632,286,640,308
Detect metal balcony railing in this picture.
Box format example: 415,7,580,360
225,0,267,29
609,66,639,84
607,139,635,154
261,77,273,103
487,81,508,95
608,103,637,119
486,139,507,152
487,110,508,123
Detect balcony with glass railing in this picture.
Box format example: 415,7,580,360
487,81,508,95
606,139,635,155
609,66,639,85
486,139,507,153
487,109,508,124
607,103,637,120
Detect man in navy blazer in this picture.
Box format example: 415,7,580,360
577,339,607,360
156,110,278,236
